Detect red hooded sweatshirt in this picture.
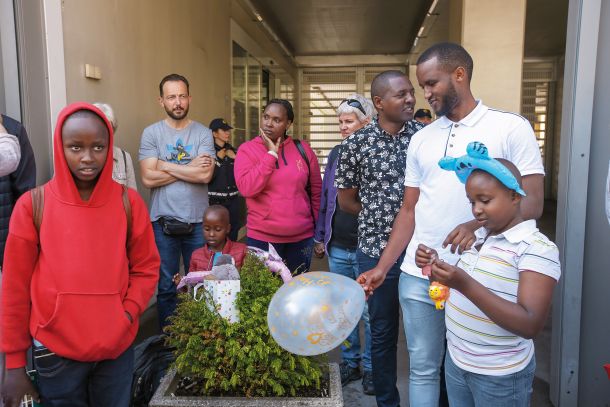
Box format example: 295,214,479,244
0,102,160,369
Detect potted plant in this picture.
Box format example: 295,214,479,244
150,255,343,406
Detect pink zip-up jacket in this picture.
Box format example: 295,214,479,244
235,136,321,243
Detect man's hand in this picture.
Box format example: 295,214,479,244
443,219,478,254
261,131,282,154
356,267,387,297
430,259,470,291
415,244,439,277
313,242,325,258
415,244,438,268
2,368,40,407
188,154,213,168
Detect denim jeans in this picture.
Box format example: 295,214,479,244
152,220,204,329
327,244,372,372
35,345,134,407
246,237,313,274
357,249,404,407
444,352,536,407
398,272,446,407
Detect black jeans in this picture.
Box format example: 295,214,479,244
35,345,134,407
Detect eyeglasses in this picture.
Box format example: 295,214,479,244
340,99,366,116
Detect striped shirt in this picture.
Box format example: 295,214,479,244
446,219,561,375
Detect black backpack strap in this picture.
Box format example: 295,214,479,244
293,139,310,168
293,140,315,222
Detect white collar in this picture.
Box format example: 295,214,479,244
475,219,539,244
437,100,488,129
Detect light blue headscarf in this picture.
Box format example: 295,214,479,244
438,141,526,196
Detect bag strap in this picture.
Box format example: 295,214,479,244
293,140,315,222
293,139,310,168
122,185,132,241
31,186,45,234
29,184,132,244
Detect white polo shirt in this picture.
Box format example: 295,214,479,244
400,101,545,277
447,220,561,375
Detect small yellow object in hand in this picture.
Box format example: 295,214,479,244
429,281,450,310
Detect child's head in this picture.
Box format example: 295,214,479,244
465,158,523,235
62,109,110,192
203,205,231,251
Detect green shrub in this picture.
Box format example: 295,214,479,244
165,254,325,397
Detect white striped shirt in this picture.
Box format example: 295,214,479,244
446,220,561,375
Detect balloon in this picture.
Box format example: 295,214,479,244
267,271,366,356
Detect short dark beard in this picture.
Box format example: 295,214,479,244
435,82,459,118
165,105,189,121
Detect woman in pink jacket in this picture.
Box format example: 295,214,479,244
235,99,321,274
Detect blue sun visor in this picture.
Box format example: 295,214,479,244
438,141,526,196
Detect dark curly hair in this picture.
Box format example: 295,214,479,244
264,99,294,122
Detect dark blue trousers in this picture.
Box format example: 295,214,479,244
357,249,404,407
35,345,134,407
246,236,314,274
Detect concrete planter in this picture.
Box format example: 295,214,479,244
149,363,343,407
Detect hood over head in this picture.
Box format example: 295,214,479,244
49,102,115,205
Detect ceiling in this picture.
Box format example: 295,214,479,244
249,0,433,56
524,0,569,57
248,0,568,59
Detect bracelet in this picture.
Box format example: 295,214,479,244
267,151,278,159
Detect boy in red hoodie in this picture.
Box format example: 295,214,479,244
0,103,160,407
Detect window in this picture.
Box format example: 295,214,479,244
299,66,405,172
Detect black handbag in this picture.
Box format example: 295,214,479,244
159,217,194,236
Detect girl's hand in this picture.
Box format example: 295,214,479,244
430,260,470,291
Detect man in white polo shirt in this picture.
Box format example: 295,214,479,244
357,42,544,407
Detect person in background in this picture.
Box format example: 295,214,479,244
139,73,215,329
93,102,138,190
0,113,36,405
313,94,376,394
414,108,433,125
0,117,20,177
208,118,240,241
173,205,248,290
235,99,321,274
335,70,424,407
0,113,36,271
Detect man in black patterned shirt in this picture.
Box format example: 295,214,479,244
335,70,423,407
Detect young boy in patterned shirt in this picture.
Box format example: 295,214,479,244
416,147,560,406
